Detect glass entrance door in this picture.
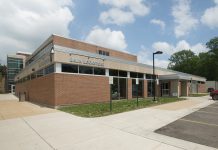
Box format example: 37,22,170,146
161,82,170,96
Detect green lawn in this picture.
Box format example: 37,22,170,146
59,97,185,117
189,93,208,97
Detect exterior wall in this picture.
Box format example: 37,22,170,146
156,84,160,97
178,81,181,96
54,73,110,106
127,79,132,99
53,35,137,62
206,81,218,90
15,73,110,107
198,83,206,93
15,74,55,106
170,80,179,97
181,81,188,96
0,76,5,93
143,80,147,98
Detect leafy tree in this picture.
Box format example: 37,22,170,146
168,37,218,81
167,50,199,74
0,64,7,77
206,37,218,51
204,37,218,80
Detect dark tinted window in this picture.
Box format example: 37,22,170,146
45,65,54,75
94,68,105,75
79,66,93,74
146,74,153,79
31,73,36,80
130,72,137,78
109,69,118,76
99,50,103,55
37,69,44,77
62,64,78,73
138,73,144,78
98,50,110,56
119,70,127,77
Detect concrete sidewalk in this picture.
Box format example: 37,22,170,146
0,94,57,120
0,95,217,150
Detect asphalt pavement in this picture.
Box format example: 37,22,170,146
156,102,218,149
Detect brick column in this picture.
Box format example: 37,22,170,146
127,78,132,100
143,80,147,98
156,83,161,97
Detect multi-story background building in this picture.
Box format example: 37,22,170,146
7,51,31,93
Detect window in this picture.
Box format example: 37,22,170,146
138,73,144,78
98,50,110,56
79,66,93,74
45,65,54,75
130,72,137,78
146,74,156,79
119,70,127,77
109,69,118,76
31,73,36,80
94,68,105,75
99,50,103,55
62,64,78,73
36,69,44,77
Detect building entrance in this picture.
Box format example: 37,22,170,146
161,82,170,96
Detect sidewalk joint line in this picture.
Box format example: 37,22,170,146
96,121,187,150
21,118,56,150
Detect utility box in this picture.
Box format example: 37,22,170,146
19,93,26,102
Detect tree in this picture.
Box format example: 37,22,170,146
0,64,7,77
204,37,218,80
167,50,199,74
167,37,218,81
206,37,218,51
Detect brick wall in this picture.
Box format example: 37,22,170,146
54,73,110,106
15,74,55,106
53,35,137,62
198,83,206,93
143,80,147,98
127,79,132,99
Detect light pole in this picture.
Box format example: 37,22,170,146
153,51,163,101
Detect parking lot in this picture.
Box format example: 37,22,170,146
155,102,218,148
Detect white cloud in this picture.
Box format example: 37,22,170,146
152,40,208,55
137,45,169,68
201,0,218,28
85,27,127,51
152,42,174,55
172,0,198,38
215,0,218,3
99,8,134,25
150,19,166,30
99,0,150,25
0,0,74,64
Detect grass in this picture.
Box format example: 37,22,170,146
189,93,208,97
59,97,185,117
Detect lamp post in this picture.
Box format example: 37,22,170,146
153,51,163,101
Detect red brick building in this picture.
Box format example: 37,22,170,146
15,35,206,107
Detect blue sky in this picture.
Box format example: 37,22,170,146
0,0,218,67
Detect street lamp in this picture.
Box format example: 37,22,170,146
153,51,163,101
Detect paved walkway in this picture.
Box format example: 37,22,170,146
0,94,57,120
0,94,217,150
